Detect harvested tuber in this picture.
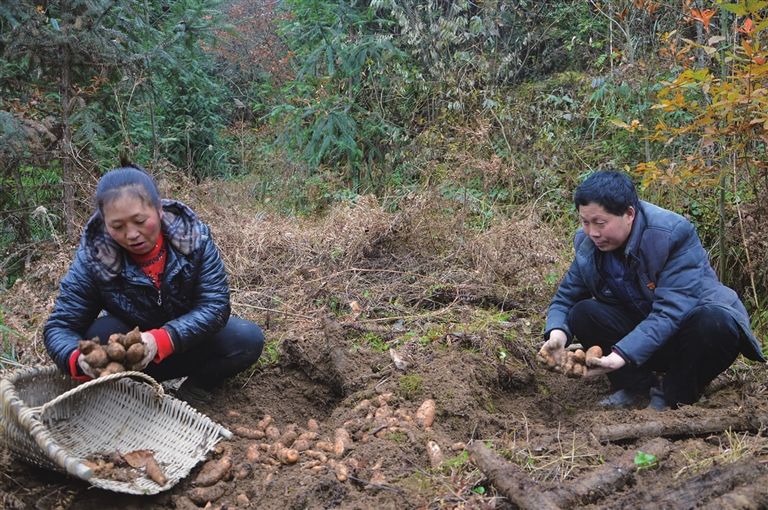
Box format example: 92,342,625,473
536,346,559,369
246,444,261,463
101,361,126,376
292,439,312,452
121,449,166,486
234,463,252,480
233,426,265,440
415,399,436,428
572,349,586,364
145,456,167,486
194,456,232,487
105,342,126,362
125,343,146,365
123,327,143,348
276,447,299,465
426,440,444,468
78,339,99,355
257,415,273,430
187,481,228,505
334,428,353,456
84,346,109,368
585,345,603,367
315,441,335,453
265,425,281,441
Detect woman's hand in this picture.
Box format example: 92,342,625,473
77,353,99,378
584,351,626,378
134,331,158,371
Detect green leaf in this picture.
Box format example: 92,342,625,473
719,3,748,16
745,0,768,13
634,451,658,469
472,486,486,495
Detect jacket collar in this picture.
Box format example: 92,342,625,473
82,199,201,281
623,201,648,260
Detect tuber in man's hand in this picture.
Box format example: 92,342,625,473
537,329,567,368
583,351,626,378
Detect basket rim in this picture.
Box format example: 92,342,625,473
1,365,232,494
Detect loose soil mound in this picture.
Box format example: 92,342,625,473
1,179,767,509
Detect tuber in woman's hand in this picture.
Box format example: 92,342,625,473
131,331,158,371
77,353,100,378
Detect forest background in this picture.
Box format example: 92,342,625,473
2,0,768,357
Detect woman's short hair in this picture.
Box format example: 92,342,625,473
573,170,639,215
95,164,161,216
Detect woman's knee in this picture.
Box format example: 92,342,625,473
224,316,265,357
85,315,131,344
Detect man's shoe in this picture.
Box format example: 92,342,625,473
598,389,643,408
647,386,669,411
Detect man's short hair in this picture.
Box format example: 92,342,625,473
573,170,639,215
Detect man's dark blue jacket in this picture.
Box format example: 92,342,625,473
545,201,764,366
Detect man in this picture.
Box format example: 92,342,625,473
539,170,764,410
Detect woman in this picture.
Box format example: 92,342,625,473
44,164,264,402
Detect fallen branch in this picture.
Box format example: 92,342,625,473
602,459,768,510
467,441,562,510
594,412,768,443
699,473,768,510
231,301,316,320
547,437,671,507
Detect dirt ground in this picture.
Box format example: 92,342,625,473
2,181,768,509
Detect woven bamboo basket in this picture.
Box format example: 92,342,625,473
0,365,231,495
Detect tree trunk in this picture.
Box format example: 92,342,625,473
594,412,768,443
699,473,768,510
547,438,671,507
467,441,562,510
602,460,768,510
60,42,77,239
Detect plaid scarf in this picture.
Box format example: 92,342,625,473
83,199,202,282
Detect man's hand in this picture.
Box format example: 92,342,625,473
537,330,567,368
132,331,158,371
583,351,626,378
77,353,99,378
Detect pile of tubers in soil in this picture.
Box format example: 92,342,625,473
78,327,147,377
537,345,602,378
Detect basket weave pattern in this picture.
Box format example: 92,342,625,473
0,366,231,495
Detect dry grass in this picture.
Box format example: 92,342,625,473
489,414,603,483
674,429,768,479
0,172,569,370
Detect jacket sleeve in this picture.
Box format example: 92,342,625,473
614,220,702,365
545,235,592,343
162,230,231,353
43,247,104,373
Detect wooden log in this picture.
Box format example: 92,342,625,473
594,413,768,443
467,441,562,510
600,459,767,510
698,473,768,510
547,438,671,507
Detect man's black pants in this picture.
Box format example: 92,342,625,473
567,300,742,407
